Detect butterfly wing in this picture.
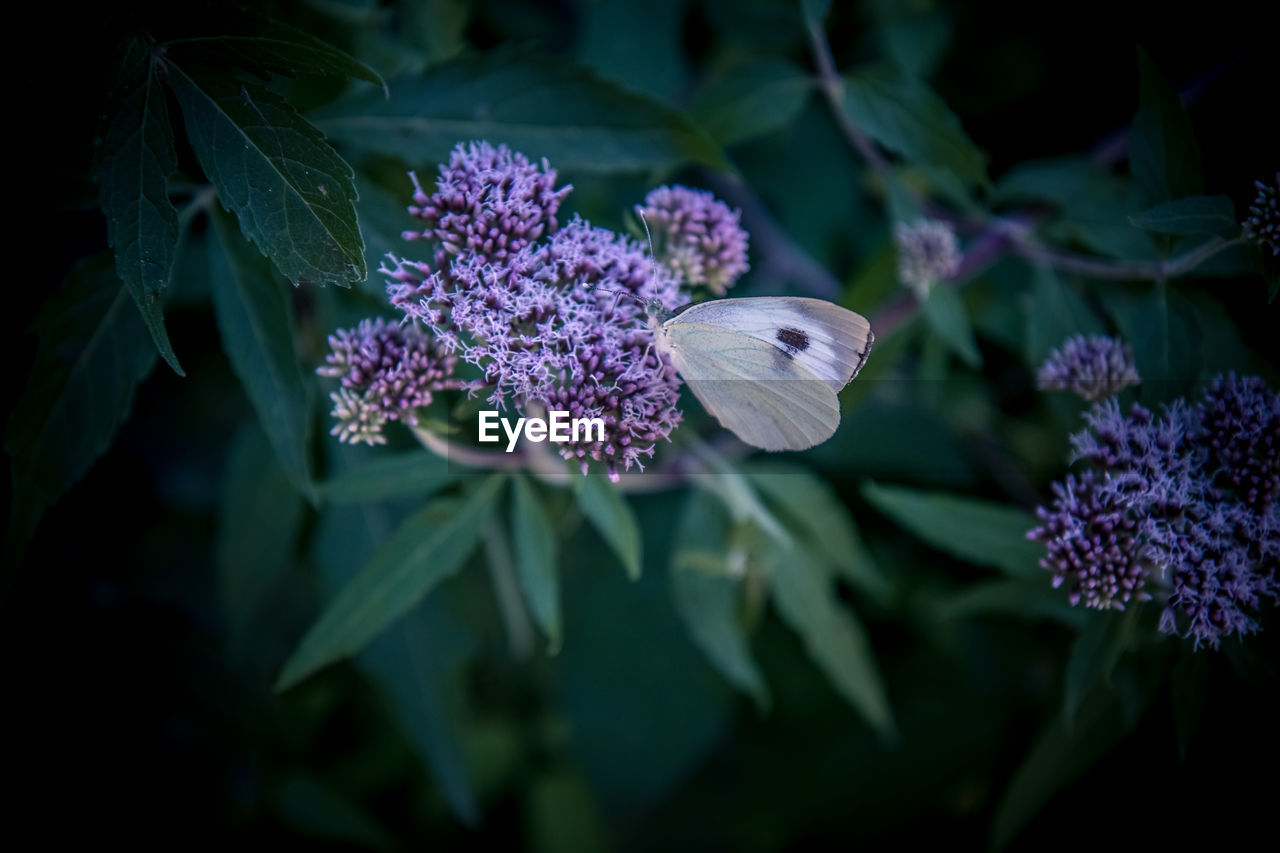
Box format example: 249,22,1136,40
670,297,873,392
658,322,841,451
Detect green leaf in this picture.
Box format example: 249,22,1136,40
312,47,727,173
841,66,987,186
993,157,1158,260
94,49,184,375
276,473,505,691
276,775,396,848
747,464,894,606
670,491,769,710
872,0,952,79
510,475,561,652
5,256,157,575
319,450,456,503
767,541,895,741
991,677,1154,850
920,283,982,368
1130,48,1202,204
687,443,789,548
575,474,642,580
1098,282,1201,391
209,208,313,498
931,578,1087,629
689,59,815,146
217,424,306,660
1062,608,1139,725
168,63,365,287
1129,194,1237,237
361,597,480,826
311,493,479,825
166,13,386,93
862,480,1044,578
1024,265,1106,368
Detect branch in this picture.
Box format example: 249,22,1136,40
804,12,890,177
1008,233,1248,282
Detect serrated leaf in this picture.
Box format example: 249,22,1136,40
862,480,1044,578
166,12,385,92
575,474,642,580
94,50,184,375
992,677,1154,850
767,541,895,740
217,424,305,662
511,475,561,651
670,491,769,710
920,283,982,367
209,208,313,498
169,63,364,287
5,255,158,574
1129,194,1237,236
319,450,456,503
277,473,505,691
689,59,814,146
841,66,987,186
1063,608,1138,726
1130,49,1202,204
747,464,893,606
312,47,728,173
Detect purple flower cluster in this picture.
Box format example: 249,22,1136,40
1242,173,1278,256
318,318,458,445
1036,335,1140,402
375,142,753,479
1029,375,1280,648
403,141,571,262
637,185,749,295
894,218,960,299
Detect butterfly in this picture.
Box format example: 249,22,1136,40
645,296,874,451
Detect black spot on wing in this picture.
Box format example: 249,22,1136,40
776,327,809,354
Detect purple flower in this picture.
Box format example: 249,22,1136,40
1194,372,1280,507
1036,335,1140,402
1028,471,1152,610
379,142,706,479
637,185,749,295
1031,376,1280,649
318,318,458,445
894,218,959,299
1242,173,1279,256
403,141,572,263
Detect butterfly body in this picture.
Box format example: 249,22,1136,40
646,297,874,451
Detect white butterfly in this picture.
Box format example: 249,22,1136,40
646,296,874,451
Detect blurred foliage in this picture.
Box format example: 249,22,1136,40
6,0,1278,848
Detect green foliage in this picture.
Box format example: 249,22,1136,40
313,47,727,173
840,66,988,187
510,474,562,651
5,256,158,574
171,65,365,287
1130,48,1203,204
276,473,506,690
574,474,643,580
1129,194,1238,237
862,481,1045,578
93,45,184,374
209,209,315,497
669,490,770,710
